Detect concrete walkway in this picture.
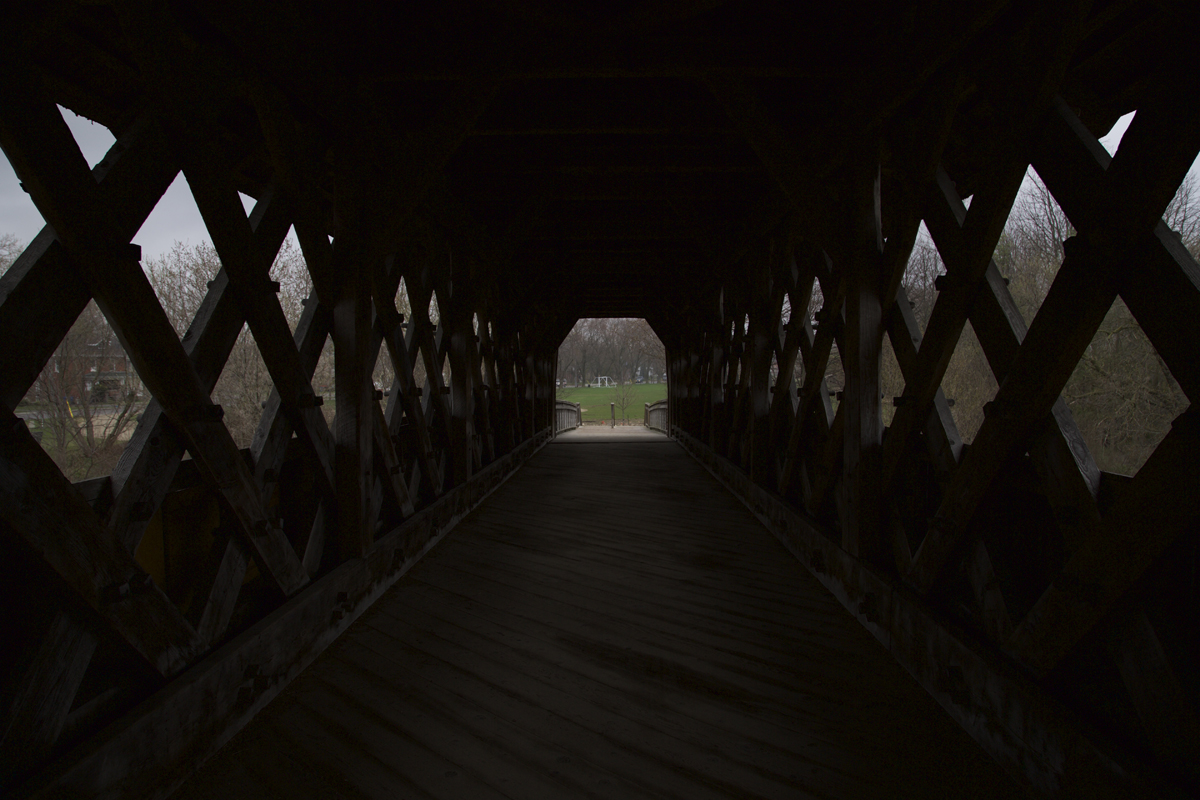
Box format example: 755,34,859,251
553,425,668,443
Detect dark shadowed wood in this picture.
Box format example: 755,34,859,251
909,239,1117,594
1008,407,1200,673
674,428,1165,799
3,5,1197,798
1106,607,1200,786
0,69,308,599
840,164,885,561
21,431,549,800
108,187,294,553
0,611,95,784
175,439,1023,800
0,411,198,676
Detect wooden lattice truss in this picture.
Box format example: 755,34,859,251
665,51,1200,800
0,1,1196,797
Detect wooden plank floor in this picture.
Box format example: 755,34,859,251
174,434,1023,800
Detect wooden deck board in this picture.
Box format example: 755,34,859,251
173,438,1024,799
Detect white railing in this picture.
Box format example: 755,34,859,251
554,400,582,433
644,400,668,433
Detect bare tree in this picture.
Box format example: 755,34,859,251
0,232,22,273
27,301,144,480
142,238,316,447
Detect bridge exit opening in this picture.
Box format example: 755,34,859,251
555,318,665,426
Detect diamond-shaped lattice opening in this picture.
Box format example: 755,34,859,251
825,342,845,396
1099,110,1136,157
395,276,411,320
372,345,394,413
142,240,222,339
901,223,943,336
3,106,112,246
22,299,151,481
1163,177,1200,255
428,290,441,327
61,105,115,168
212,325,272,449
412,346,428,390
472,312,480,336
0,232,23,276
780,292,793,327
792,286,823,391
769,352,780,389
1001,166,1069,324
1061,297,1187,476
271,236,311,335
791,354,806,391
314,335,335,427
881,335,905,427
441,353,452,393
939,319,997,443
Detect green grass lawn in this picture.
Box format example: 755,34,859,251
556,383,666,422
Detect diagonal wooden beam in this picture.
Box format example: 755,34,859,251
887,286,963,476
0,610,95,782
0,111,177,410
191,534,250,647
108,187,294,553
0,410,198,676
120,58,339,503
248,80,339,304
908,234,1117,594
0,64,307,599
1033,95,1200,405
371,401,416,520
1008,407,1200,673
374,288,443,499
779,256,842,498
922,174,1103,550
249,293,335,578
912,81,1200,596
768,258,809,446
880,161,1027,498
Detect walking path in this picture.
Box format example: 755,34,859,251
174,435,1021,799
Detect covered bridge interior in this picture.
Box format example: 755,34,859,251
1,1,1198,797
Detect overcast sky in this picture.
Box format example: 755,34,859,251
0,107,1196,264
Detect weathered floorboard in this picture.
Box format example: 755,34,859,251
175,437,1021,800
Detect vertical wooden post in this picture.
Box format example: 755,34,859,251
332,237,375,560
447,313,475,485
748,258,775,483
841,160,886,562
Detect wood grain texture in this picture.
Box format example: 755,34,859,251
176,439,1021,800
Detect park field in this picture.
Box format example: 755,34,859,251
556,383,666,422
